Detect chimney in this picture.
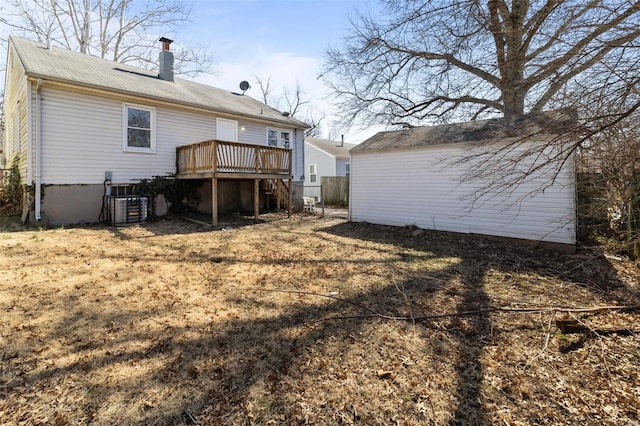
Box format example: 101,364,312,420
158,37,174,81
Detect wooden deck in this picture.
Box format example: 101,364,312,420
175,140,293,224
176,140,292,179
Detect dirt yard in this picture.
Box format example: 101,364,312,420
1,213,639,425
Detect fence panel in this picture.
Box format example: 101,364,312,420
321,176,349,206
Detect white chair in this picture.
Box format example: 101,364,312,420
302,197,315,212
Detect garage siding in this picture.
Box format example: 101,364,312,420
350,143,576,245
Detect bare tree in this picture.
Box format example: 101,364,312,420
575,70,640,256
324,0,640,255
323,0,640,127
255,76,309,116
302,110,326,138
1,0,214,77
254,75,323,136
254,75,273,105
282,82,309,117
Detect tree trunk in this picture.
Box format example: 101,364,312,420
80,0,90,53
628,170,640,259
502,88,526,119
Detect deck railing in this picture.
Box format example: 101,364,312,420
176,140,292,176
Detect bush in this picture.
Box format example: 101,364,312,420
1,157,22,213
133,175,199,217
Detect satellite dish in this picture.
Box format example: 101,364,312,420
239,80,250,94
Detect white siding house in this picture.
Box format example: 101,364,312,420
350,119,576,247
304,137,356,201
3,36,309,225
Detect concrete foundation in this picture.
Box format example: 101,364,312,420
40,184,168,226
39,179,304,225
41,184,105,225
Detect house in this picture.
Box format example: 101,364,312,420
349,116,577,249
303,137,356,202
2,36,309,225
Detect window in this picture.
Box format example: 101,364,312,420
309,164,317,183
267,128,292,148
281,131,291,148
267,129,278,147
345,163,350,177
124,104,155,152
217,118,238,142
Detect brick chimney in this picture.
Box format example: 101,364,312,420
158,37,174,81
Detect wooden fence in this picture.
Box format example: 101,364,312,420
321,176,349,206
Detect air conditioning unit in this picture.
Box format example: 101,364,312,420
109,196,148,225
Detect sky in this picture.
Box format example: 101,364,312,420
181,0,384,143
0,0,386,143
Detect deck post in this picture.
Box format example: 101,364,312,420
191,145,196,173
254,179,260,221
276,179,281,209
288,178,292,218
212,177,218,225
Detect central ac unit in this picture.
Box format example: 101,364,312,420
109,196,148,225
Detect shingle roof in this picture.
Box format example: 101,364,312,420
10,36,309,128
305,137,357,160
352,112,576,153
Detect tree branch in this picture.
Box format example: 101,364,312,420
248,288,640,324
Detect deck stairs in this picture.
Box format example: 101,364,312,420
262,178,289,210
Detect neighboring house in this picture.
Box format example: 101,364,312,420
350,116,577,249
303,137,356,201
2,36,309,225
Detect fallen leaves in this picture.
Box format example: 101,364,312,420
0,213,638,425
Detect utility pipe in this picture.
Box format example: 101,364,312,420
35,78,42,221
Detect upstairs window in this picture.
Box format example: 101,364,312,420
281,131,291,148
267,128,292,148
124,104,155,152
267,129,279,147
309,164,317,183
345,163,350,177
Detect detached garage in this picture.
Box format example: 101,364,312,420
349,117,576,249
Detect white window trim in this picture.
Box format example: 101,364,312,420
309,163,317,183
217,118,238,142
345,163,350,177
280,130,291,149
123,103,156,153
267,129,278,147
266,127,293,148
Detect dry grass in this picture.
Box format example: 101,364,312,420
1,212,639,425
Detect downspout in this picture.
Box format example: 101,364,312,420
35,78,42,221
348,155,352,222
294,128,298,180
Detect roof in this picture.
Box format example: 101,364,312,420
352,112,576,153
9,36,309,128
305,137,358,160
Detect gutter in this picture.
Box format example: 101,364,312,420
35,77,42,221
25,74,311,130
